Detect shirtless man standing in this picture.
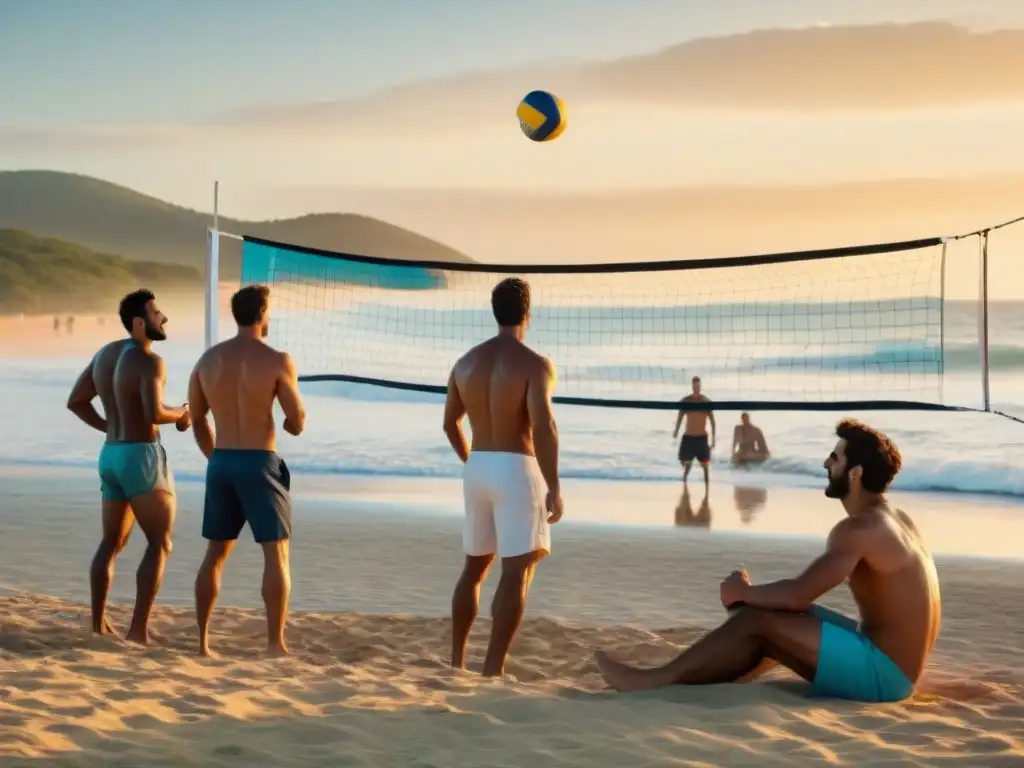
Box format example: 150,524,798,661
188,285,306,657
732,412,770,466
596,419,941,703
444,277,563,677
66,289,190,642
672,376,716,487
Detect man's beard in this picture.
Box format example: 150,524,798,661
144,319,167,341
825,468,850,499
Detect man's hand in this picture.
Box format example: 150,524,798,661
175,403,191,432
545,488,564,524
720,568,751,609
710,440,716,452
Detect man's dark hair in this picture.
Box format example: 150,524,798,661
119,289,155,332
836,419,902,493
491,277,531,328
232,284,270,326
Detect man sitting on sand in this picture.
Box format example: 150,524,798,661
66,289,190,643
731,412,770,466
596,419,941,703
444,277,564,677
188,285,306,657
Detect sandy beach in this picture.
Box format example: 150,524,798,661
0,470,1022,767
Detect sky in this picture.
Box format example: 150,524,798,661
1,0,1022,125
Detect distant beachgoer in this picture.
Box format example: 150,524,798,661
65,289,190,643
672,376,716,488
731,412,770,466
66,315,75,335
595,420,941,704
189,285,305,657
53,316,60,333
444,277,563,677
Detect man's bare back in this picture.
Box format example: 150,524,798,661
451,336,553,456
112,342,172,443
837,506,941,683
190,336,302,455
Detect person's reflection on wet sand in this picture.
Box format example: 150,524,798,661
733,485,767,525
674,485,712,528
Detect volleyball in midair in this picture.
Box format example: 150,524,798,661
517,90,566,142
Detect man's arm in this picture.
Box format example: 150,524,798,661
672,396,689,438
526,357,559,493
756,427,770,456
442,369,469,463
731,425,740,455
140,356,188,426
276,353,306,436
66,359,107,433
730,521,865,612
188,364,215,459
706,397,716,448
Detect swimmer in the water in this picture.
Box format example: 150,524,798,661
731,412,770,466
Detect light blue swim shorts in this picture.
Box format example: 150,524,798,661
809,604,914,703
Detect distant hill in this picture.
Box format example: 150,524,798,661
0,229,200,314
0,171,475,277
211,22,1024,129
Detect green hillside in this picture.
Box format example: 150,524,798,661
0,170,475,277
0,229,200,314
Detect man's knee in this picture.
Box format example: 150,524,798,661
460,554,494,584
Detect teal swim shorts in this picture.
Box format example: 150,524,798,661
810,604,914,703
98,442,175,501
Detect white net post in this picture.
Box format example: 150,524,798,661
204,227,220,349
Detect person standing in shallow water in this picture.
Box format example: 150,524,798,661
596,420,941,704
673,376,716,488
66,289,190,644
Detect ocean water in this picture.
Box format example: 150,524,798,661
1,298,1022,503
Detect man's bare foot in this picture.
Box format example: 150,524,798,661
594,650,660,693
267,643,290,658
93,617,117,635
124,628,151,645
198,645,216,658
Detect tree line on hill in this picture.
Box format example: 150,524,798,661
0,228,201,315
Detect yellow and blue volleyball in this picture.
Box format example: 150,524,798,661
516,90,566,142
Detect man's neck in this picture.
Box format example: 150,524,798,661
129,334,152,352
496,326,523,342
842,492,886,517
236,326,263,341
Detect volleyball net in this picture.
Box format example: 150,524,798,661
204,216,1024,419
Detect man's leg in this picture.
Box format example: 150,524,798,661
196,452,245,657
124,489,175,644
595,606,822,692
245,453,293,656
482,550,545,677
90,499,135,634
451,554,495,669
259,540,291,656
195,539,235,657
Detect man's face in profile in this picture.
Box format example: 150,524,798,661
824,439,852,499
143,300,168,341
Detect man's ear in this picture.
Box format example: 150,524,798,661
848,465,864,483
